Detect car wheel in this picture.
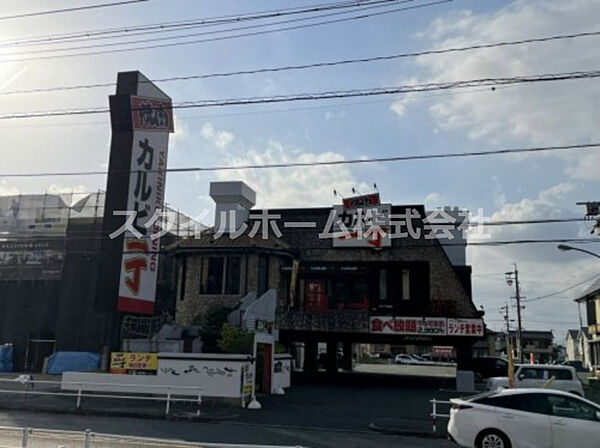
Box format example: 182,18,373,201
476,429,512,448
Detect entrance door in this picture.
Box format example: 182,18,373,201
305,280,328,311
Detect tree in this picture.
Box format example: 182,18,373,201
217,323,254,354
196,306,233,353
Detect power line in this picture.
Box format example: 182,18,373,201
0,0,148,21
522,272,600,303
0,85,512,128
0,210,587,229
0,235,599,248
0,0,401,47
1,69,599,120
0,0,450,63
0,1,417,56
0,142,597,178
3,29,600,96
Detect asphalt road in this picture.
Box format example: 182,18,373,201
0,366,463,447
0,410,454,448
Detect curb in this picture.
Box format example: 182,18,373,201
368,422,445,439
0,404,239,423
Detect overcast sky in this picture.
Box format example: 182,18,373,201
1,0,599,342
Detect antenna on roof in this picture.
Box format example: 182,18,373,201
373,183,378,191
352,187,361,195
333,189,346,199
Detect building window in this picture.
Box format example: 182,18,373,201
379,269,387,302
258,255,269,297
225,256,241,294
402,269,410,301
205,257,224,294
202,256,241,295
305,279,328,311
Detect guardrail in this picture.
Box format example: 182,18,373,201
0,425,305,448
430,399,452,433
0,377,202,416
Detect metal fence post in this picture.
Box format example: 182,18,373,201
196,390,202,416
432,399,437,433
84,429,92,448
76,386,82,410
21,427,29,448
165,392,171,415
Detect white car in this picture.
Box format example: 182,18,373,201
410,354,435,365
448,388,600,448
487,364,584,396
395,354,415,365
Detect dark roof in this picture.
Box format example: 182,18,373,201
504,330,553,340
171,204,430,253
577,277,600,301
566,329,579,340
521,330,553,339
168,229,290,252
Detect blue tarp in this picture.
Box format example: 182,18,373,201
46,351,101,375
0,345,13,372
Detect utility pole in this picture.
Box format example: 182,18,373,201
500,304,511,357
577,302,586,366
506,264,524,363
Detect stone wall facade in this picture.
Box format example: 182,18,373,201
176,251,290,325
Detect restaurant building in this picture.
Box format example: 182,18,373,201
171,181,485,375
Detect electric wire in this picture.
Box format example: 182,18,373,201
0,0,450,63
1,70,599,120
0,0,148,21
2,30,599,96
0,142,597,178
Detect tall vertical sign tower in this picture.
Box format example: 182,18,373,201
98,72,173,319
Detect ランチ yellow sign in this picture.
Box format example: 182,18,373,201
110,352,158,371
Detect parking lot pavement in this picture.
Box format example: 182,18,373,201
354,362,457,378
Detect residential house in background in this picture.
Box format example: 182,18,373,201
496,330,554,363
576,278,600,367
566,327,591,369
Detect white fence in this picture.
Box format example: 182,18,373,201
0,426,304,448
0,377,201,415
430,399,452,433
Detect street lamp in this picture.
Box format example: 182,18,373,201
557,244,600,260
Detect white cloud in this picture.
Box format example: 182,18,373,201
467,182,593,338
423,192,444,208
201,122,235,150
409,0,600,178
390,101,407,116
0,183,19,196
215,140,368,208
491,182,576,222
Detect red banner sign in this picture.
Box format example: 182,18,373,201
131,96,174,132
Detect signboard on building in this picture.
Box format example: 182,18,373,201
447,318,485,337
110,352,158,373
370,316,485,337
116,93,173,315
332,203,392,248
432,346,455,357
0,195,69,281
342,193,380,209
0,240,65,281
370,316,447,335
131,96,174,132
